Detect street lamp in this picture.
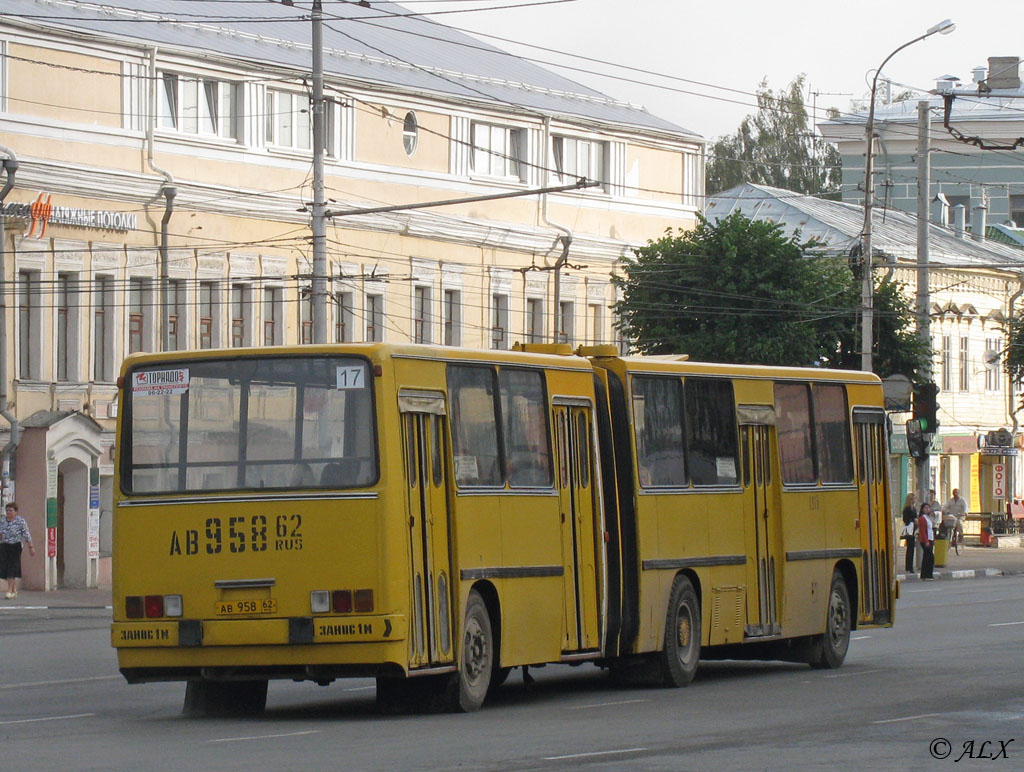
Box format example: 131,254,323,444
860,18,955,372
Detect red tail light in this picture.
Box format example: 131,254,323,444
144,595,165,618
332,590,352,613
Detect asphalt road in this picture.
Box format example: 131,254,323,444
2,576,1023,772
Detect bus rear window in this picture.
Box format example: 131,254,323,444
122,356,377,494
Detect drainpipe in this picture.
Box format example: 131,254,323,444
542,117,573,344
148,48,176,351
1008,277,1023,506
0,143,20,503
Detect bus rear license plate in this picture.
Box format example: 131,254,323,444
215,599,277,616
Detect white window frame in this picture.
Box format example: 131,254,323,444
366,293,385,342
551,134,608,191
334,290,354,343
443,289,462,347
198,280,220,350
18,270,42,380
526,297,544,344
491,293,509,350
266,88,336,154
413,285,431,344
558,300,575,345
93,275,115,382
158,71,240,140
471,121,526,181
231,283,253,348
262,286,284,347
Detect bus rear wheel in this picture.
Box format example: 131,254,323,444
182,679,268,716
658,575,701,687
809,572,851,670
446,590,493,712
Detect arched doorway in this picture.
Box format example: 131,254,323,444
57,457,90,588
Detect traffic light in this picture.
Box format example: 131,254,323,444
912,382,940,434
906,419,928,459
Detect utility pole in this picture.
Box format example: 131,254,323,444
311,0,328,344
916,100,933,501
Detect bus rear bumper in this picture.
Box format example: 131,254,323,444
111,614,406,649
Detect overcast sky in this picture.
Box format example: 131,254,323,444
407,0,1019,140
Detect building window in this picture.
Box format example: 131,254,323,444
334,291,353,342
266,89,335,152
299,287,314,345
263,287,283,346
526,298,544,344
159,72,239,139
56,273,73,381
403,111,418,156
552,135,607,190
471,122,526,181
366,293,384,342
491,294,509,349
231,283,251,348
199,281,217,349
941,335,952,392
985,337,1002,392
1011,195,1024,227
443,289,461,346
93,276,113,381
558,300,575,345
959,335,970,392
413,286,431,344
128,278,148,355
18,270,40,379
588,303,603,345
167,279,186,351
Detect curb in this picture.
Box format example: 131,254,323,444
898,568,1006,582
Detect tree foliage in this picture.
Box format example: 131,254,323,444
613,213,930,379
1002,316,1024,407
706,75,841,198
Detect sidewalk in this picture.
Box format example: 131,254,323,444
897,543,1024,582
1,585,112,609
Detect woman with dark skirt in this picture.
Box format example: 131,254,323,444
901,493,918,572
1,502,36,599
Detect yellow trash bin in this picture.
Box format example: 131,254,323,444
934,537,950,567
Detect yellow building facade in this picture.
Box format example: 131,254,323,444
0,2,704,589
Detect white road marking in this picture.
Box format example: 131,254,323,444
989,620,1024,627
0,713,95,725
825,668,884,679
0,675,120,690
210,730,319,744
572,699,649,710
543,748,646,761
342,685,376,692
872,713,940,724
852,635,872,640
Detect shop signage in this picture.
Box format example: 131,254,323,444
1,192,137,238
943,435,980,454
993,463,1007,498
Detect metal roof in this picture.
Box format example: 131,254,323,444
820,90,1024,130
705,183,1024,270
2,0,699,138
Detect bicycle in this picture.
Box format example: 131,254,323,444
941,517,964,556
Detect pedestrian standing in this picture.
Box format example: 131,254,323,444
901,493,918,572
917,503,935,580
1,502,36,599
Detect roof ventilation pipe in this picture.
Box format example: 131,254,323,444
971,65,987,84
971,200,987,241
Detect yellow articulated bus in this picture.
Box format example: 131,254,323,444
111,343,895,714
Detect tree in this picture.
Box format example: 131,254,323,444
706,75,841,198
613,213,930,379
1002,316,1024,407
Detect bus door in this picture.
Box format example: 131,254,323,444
740,406,781,638
854,408,892,624
399,389,455,667
553,400,601,653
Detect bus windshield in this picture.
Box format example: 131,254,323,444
122,355,377,494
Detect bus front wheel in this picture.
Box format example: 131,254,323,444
809,572,851,670
446,590,493,712
658,575,701,687
182,679,268,716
